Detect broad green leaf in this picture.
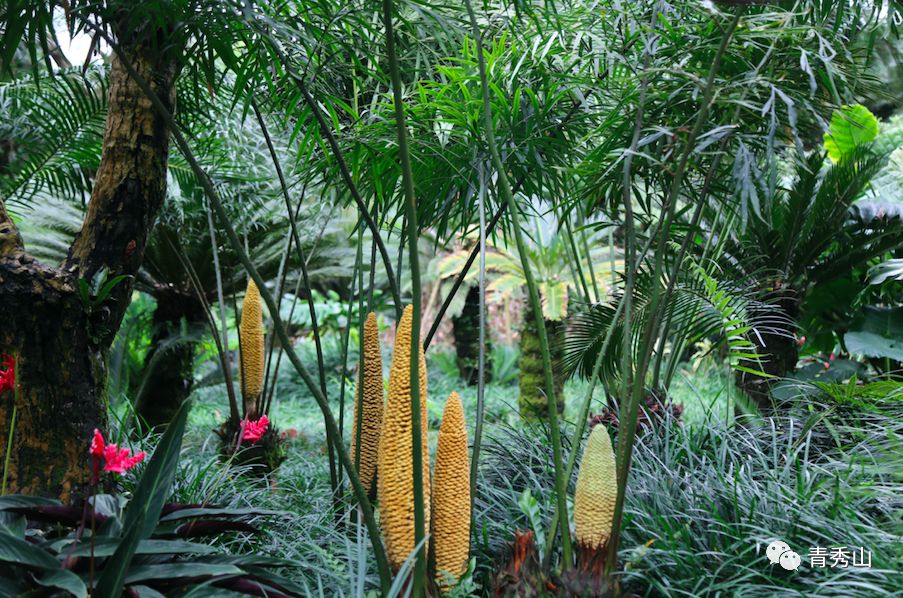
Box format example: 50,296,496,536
243,566,310,596
127,586,167,598
0,530,59,569
198,555,298,567
0,496,61,510
868,258,903,284
824,104,879,162
34,569,88,598
123,563,242,584
540,281,568,321
0,512,24,537
487,273,524,299
158,507,283,522
93,399,191,597
844,306,903,361
0,576,24,596
68,538,219,557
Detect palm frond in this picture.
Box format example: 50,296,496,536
0,66,108,206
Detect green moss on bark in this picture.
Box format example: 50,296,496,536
518,308,564,421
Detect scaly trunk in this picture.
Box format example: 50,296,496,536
134,290,203,428
0,40,180,500
735,291,800,410
451,285,492,386
518,308,564,421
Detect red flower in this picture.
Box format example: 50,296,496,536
90,429,105,459
89,429,145,476
0,354,15,394
241,415,269,443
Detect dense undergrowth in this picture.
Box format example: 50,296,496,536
114,344,902,597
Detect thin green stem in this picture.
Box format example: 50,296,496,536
381,0,427,592
355,225,366,477
206,209,239,423
463,0,572,568
564,215,592,303
95,33,393,591
252,101,337,494
580,220,601,302
470,163,488,523
608,8,742,573
338,237,362,443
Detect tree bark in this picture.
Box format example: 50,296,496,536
735,291,800,410
451,285,492,386
518,309,565,421
134,290,204,428
0,41,180,501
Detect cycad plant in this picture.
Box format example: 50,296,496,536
377,305,431,572
722,134,899,405
1,65,340,429
440,212,617,420
349,312,385,498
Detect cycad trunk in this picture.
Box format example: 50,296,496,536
451,285,492,385
735,291,800,410
518,309,564,421
134,291,203,428
0,41,180,500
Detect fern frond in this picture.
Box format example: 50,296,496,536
0,66,108,206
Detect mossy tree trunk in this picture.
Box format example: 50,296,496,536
0,37,181,501
134,289,204,428
451,285,492,386
518,307,565,421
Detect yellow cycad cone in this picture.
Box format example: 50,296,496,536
573,424,617,550
239,277,265,409
432,391,471,589
350,312,384,496
377,304,430,570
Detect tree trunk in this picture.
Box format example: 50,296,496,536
0,41,180,501
518,309,565,421
134,290,203,428
735,291,800,410
452,285,492,386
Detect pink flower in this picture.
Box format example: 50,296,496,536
0,354,16,394
103,446,146,474
241,415,269,443
89,429,145,477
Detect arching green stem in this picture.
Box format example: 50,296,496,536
93,32,393,592
380,0,427,593
463,0,572,568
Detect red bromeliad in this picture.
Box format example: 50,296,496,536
0,354,15,394
241,415,269,443
89,429,145,479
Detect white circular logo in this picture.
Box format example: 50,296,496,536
780,550,802,571
766,540,791,565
